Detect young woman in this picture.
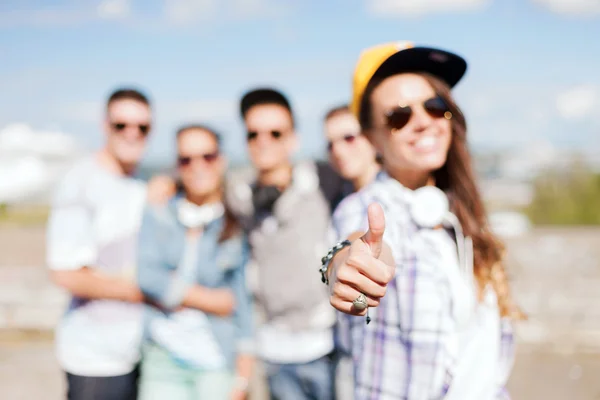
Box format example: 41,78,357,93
136,125,254,400
323,42,524,400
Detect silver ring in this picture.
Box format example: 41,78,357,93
352,293,368,311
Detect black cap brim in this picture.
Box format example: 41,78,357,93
373,46,467,88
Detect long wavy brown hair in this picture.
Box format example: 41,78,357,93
360,72,525,320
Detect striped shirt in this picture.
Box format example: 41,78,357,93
331,171,515,400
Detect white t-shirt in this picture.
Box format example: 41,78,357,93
423,228,500,400
257,300,335,364
447,286,501,400
46,156,147,377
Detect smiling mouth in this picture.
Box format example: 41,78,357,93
413,136,438,152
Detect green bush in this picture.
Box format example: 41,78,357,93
0,204,49,226
526,161,600,225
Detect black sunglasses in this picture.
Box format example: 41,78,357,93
177,151,220,167
385,96,452,131
327,134,359,152
247,130,283,142
111,121,151,136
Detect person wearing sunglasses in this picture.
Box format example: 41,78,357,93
46,88,164,400
324,105,381,194
321,42,525,400
224,88,345,400
136,125,254,400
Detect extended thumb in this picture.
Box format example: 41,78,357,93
362,202,385,258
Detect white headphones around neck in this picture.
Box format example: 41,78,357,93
177,199,225,229
409,186,474,279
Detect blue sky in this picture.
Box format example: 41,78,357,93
0,0,599,168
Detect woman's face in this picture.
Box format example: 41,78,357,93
177,129,225,199
368,73,452,177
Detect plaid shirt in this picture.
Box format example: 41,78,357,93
331,171,515,400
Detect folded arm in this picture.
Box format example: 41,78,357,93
51,268,143,302
136,205,234,316
46,174,143,302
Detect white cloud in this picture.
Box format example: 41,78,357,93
229,0,290,19
0,3,134,28
0,156,50,203
555,85,598,120
97,0,131,20
367,0,491,16
0,123,81,158
163,0,290,25
164,0,218,25
532,0,600,16
0,9,91,28
0,124,85,203
0,0,287,29
0,1,131,29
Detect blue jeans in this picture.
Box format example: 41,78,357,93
265,353,336,400
65,368,138,400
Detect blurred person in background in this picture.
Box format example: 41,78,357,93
323,105,381,400
46,88,167,400
324,105,380,195
322,42,525,400
136,125,254,400
225,88,343,400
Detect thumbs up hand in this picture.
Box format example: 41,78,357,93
329,203,396,316
360,201,386,258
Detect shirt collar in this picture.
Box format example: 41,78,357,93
373,170,416,206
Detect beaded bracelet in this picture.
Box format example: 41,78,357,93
319,239,352,285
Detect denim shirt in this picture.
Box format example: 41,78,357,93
136,195,254,370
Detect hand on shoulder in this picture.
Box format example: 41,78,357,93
147,174,177,205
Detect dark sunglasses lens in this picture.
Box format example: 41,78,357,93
343,135,357,144
247,131,258,141
203,152,219,162
387,107,411,130
178,156,192,166
424,97,449,118
139,124,150,135
271,130,282,139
